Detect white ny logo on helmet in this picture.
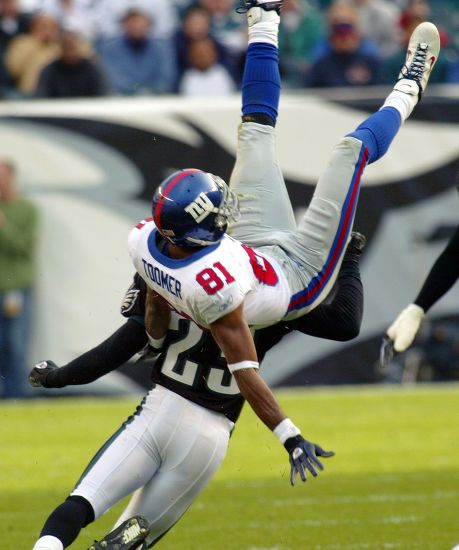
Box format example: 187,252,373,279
185,192,217,222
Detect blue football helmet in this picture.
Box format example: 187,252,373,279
152,169,240,247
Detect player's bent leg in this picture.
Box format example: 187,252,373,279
229,0,297,243
33,402,161,549
32,496,94,550
229,122,296,245
281,21,440,319
114,407,232,548
279,135,366,319
70,396,166,521
283,103,402,318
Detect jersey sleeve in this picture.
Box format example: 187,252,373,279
127,217,154,262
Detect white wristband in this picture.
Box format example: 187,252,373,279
273,418,301,444
147,333,166,350
227,360,259,373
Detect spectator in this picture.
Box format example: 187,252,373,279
198,0,246,83
399,0,452,50
35,30,110,97
98,7,177,95
94,0,178,42
0,159,39,400
0,0,29,51
174,4,232,89
0,0,26,95
278,0,325,87
36,0,97,42
352,0,402,59
4,11,60,95
305,1,382,88
178,36,236,96
382,0,451,84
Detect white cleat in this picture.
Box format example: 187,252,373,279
393,21,440,101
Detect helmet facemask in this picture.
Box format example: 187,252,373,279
212,175,241,228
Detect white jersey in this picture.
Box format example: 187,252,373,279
128,218,291,328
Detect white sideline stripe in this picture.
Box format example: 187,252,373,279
223,473,459,489
246,541,422,550
271,489,459,506
248,515,420,530
313,544,417,549
380,515,419,524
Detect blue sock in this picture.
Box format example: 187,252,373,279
347,107,402,164
242,42,280,124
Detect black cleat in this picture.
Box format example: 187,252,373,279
347,231,366,256
87,516,150,550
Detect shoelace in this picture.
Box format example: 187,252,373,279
400,42,429,84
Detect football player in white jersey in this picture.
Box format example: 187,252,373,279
128,0,440,517
29,231,364,550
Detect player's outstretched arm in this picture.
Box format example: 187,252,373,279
28,319,148,388
210,304,334,485
29,278,173,389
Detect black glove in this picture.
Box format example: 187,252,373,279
284,435,335,486
29,360,59,388
380,335,395,370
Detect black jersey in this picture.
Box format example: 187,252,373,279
122,274,244,423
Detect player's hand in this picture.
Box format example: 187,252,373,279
284,435,335,486
29,360,59,388
386,303,425,353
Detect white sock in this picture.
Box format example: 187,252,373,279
381,89,418,122
247,8,279,47
32,535,64,550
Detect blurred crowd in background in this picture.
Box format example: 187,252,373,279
0,0,458,99
1,1,459,400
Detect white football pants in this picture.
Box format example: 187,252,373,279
71,385,233,545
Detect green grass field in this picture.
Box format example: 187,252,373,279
1,384,459,550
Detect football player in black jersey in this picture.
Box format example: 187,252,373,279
29,234,364,550
381,222,459,366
